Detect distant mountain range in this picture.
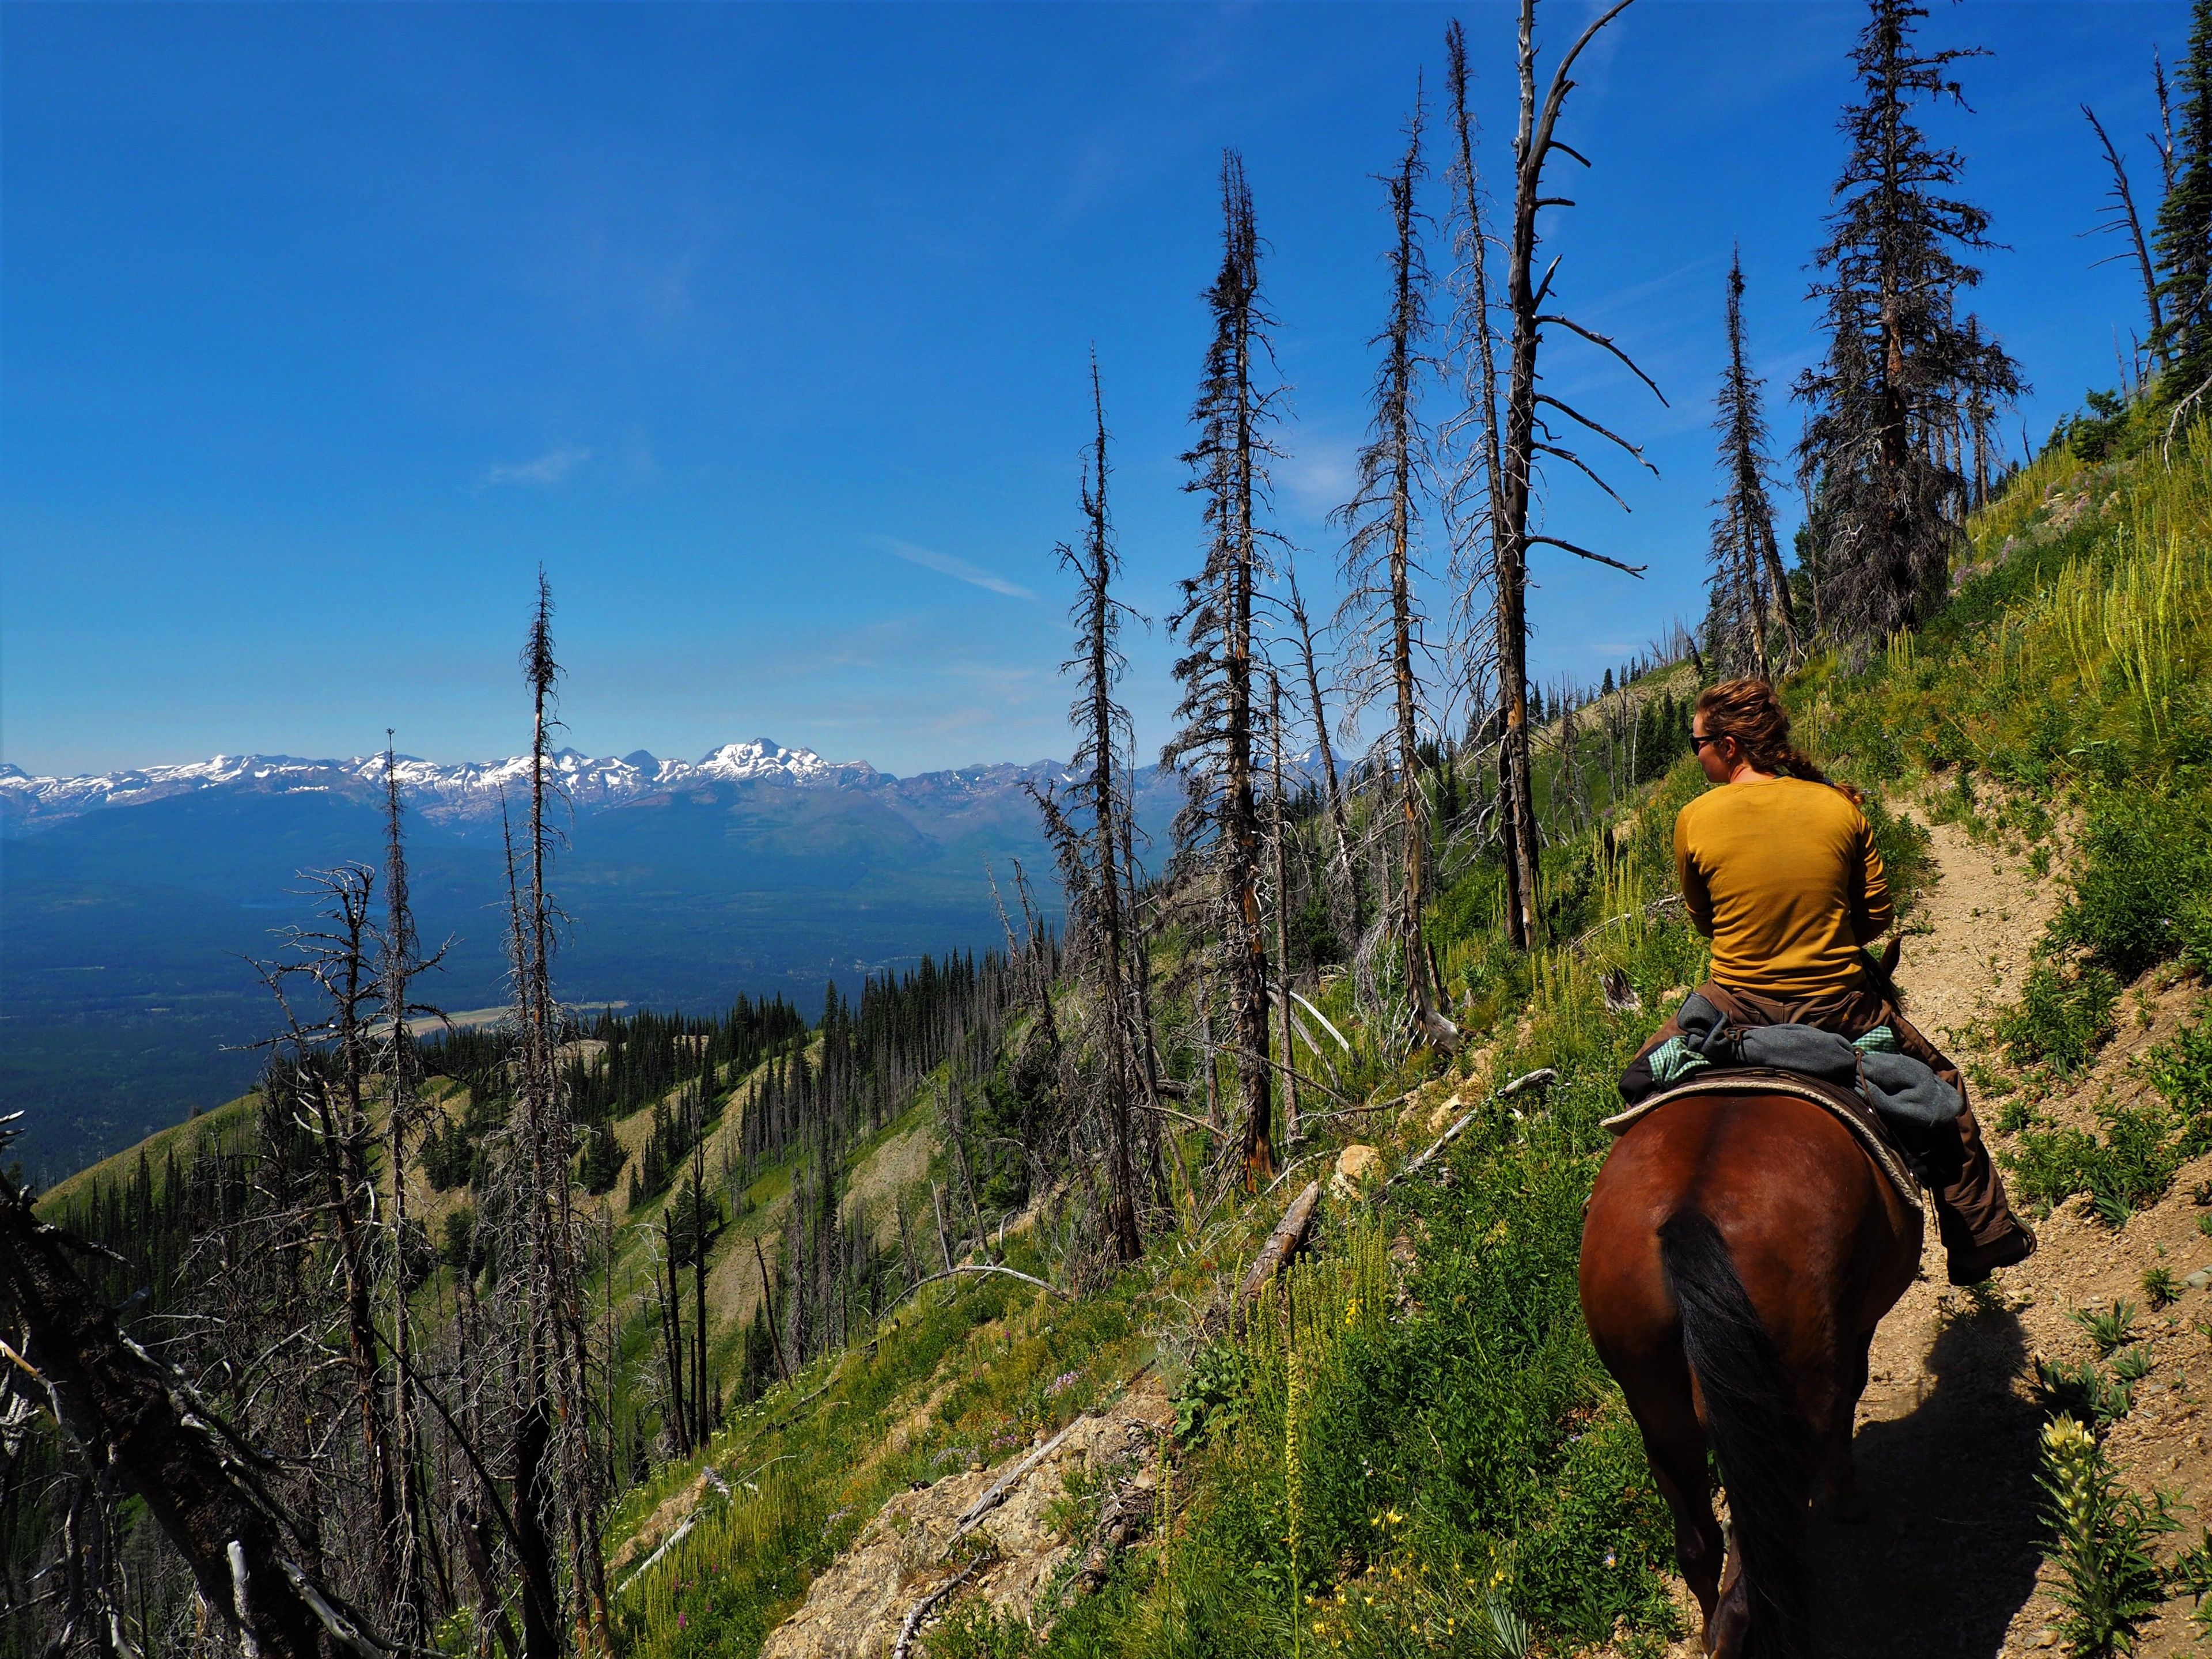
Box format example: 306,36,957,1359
2,740,1185,1182
1,738,1060,830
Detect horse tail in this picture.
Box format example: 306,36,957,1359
1658,1206,1815,1658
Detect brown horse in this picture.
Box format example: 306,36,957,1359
1579,1086,1922,1656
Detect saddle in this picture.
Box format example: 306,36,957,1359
1601,1067,1925,1216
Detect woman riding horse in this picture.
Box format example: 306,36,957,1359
1580,678,2033,1656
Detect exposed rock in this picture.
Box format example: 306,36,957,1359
760,1382,1173,1659
1332,1144,1381,1201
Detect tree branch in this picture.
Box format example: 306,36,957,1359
1527,535,1647,576
1533,313,1668,404
1534,392,1657,469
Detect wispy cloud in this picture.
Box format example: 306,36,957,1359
484,446,591,487
1282,443,1356,522
869,535,1035,600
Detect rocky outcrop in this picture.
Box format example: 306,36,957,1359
761,1385,1173,1659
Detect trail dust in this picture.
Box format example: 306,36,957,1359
1630,813,2212,1656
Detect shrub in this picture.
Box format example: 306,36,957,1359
1175,1342,1255,1448
2006,1101,2176,1224
2059,790,2212,981
2151,1020,2212,1121
1862,792,1934,909
1998,960,2118,1075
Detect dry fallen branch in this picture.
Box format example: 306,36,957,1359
892,1551,991,1659
1382,1068,1558,1196
885,1262,1069,1323
952,1419,1081,1542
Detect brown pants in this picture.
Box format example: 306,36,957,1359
1627,979,2021,1254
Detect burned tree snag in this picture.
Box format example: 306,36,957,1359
0,1185,385,1659
1165,150,1281,1188
1491,0,1661,946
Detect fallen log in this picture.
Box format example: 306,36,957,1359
1070,1475,1152,1599
1236,1180,1322,1303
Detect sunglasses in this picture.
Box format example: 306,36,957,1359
1689,732,1719,752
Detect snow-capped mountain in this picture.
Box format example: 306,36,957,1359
3,736,1189,1180
0,740,1069,833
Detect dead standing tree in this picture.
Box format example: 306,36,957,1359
1705,253,1796,676
2084,103,2169,379
1332,88,1460,1054
1438,20,1523,941
1265,671,1301,1143
484,574,609,1659
1029,354,1149,1262
1164,150,1282,1189
377,738,449,1647
1488,0,1663,947
248,864,408,1619
1282,563,1355,915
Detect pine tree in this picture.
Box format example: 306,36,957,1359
1164,150,1281,1188
2156,0,2212,403
1796,0,2021,639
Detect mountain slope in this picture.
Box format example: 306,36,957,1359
2,740,1183,1180
588,422,2212,1659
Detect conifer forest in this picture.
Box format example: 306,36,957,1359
7,1,2212,1656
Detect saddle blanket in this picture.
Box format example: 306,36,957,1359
1601,1067,1925,1216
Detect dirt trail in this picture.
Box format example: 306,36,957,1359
1641,816,2212,1655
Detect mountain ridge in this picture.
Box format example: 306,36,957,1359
0,740,1088,834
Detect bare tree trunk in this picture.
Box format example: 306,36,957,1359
1285,567,1354,898
2086,103,2169,373
1267,675,1300,1143
1383,112,1456,1051
1494,0,1650,946
512,575,609,1656
379,739,442,1642
1079,359,1145,1260
1167,152,1275,1187
658,1229,688,1453
1444,22,1524,942
691,1139,713,1446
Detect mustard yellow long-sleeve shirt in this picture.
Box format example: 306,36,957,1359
1673,777,1892,1000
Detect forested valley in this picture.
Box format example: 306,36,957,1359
8,0,2212,1654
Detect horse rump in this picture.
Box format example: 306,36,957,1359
1658,1206,1816,1657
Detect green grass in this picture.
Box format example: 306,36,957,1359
81,410,2202,1659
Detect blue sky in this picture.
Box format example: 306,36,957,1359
1,1,2184,778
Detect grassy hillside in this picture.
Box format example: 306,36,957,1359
571,416,2209,1659
24,416,2207,1659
